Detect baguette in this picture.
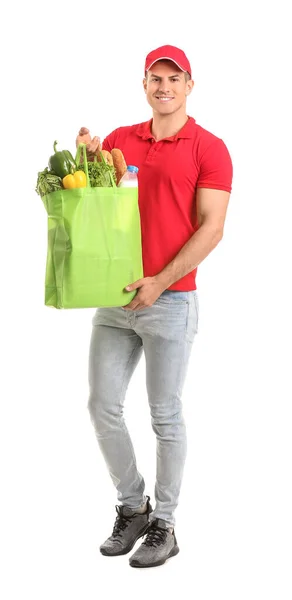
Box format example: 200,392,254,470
100,149,113,165
111,148,127,184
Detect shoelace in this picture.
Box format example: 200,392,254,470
142,523,167,547
111,506,134,538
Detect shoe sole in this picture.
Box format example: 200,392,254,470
100,523,150,557
129,544,180,568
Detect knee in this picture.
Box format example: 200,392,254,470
87,393,122,432
151,408,185,439
87,391,106,419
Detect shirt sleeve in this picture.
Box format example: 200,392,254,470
196,138,233,193
102,128,120,152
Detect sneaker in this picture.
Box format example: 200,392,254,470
99,496,153,556
129,518,179,568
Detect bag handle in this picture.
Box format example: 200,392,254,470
98,151,116,188
75,143,90,187
75,144,116,188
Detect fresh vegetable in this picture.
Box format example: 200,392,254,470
78,159,116,187
73,170,87,187
49,141,76,178
63,170,87,189
36,168,63,197
36,141,126,200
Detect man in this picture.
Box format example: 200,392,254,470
76,45,233,568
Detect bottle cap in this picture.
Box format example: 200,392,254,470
127,165,139,173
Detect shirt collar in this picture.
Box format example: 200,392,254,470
136,116,196,141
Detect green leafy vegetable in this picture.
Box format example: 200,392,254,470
78,160,117,187
36,168,63,197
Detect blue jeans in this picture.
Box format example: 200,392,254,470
88,289,199,527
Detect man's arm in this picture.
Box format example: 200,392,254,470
155,188,231,289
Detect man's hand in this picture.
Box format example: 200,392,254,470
122,276,166,311
76,127,102,159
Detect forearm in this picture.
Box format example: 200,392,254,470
156,224,223,289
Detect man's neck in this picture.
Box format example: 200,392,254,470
151,110,189,141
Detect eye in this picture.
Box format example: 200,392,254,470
170,78,179,82
151,77,159,82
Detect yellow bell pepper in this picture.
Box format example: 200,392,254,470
63,170,87,189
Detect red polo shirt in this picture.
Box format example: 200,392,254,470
103,116,233,291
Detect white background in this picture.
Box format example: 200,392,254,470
1,0,291,598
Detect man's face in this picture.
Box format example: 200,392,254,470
143,60,194,116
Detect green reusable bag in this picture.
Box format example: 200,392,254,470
41,144,143,308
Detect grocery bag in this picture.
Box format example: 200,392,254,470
41,144,143,308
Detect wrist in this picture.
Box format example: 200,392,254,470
154,273,170,291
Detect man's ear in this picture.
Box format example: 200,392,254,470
143,77,147,93
186,80,195,95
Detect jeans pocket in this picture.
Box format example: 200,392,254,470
156,296,188,306
156,290,189,305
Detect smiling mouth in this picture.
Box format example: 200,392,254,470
155,96,174,102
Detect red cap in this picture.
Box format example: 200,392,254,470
145,45,192,78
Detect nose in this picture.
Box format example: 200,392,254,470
158,80,170,94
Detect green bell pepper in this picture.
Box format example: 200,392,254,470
49,141,76,178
